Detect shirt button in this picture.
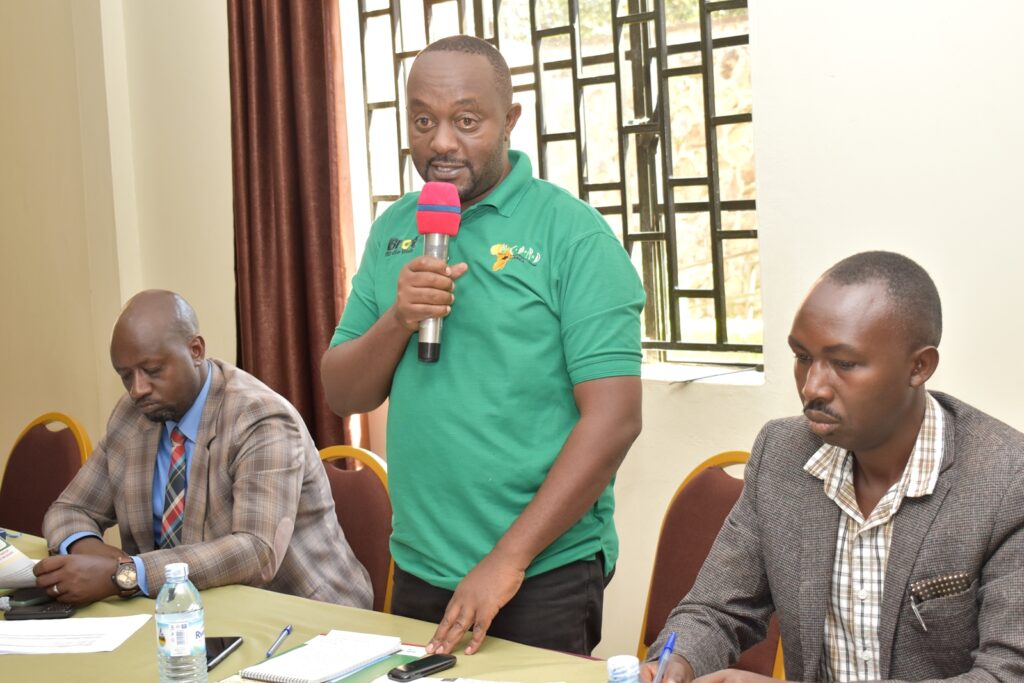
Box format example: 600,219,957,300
858,588,869,601
860,649,872,661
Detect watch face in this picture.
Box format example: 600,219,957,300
116,563,138,589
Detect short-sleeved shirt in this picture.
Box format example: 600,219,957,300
331,151,645,590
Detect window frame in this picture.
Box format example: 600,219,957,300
347,0,762,368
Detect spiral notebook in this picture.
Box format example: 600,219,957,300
240,630,402,683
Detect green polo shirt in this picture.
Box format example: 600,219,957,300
331,151,644,590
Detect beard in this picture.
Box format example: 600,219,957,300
420,140,508,203
139,404,177,423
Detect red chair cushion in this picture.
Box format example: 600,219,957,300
321,459,392,612
644,466,780,675
0,422,82,536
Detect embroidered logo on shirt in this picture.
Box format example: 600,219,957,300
385,236,420,256
490,243,542,271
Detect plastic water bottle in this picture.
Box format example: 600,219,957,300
607,654,642,683
155,562,208,682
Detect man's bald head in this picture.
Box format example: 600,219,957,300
110,290,207,423
113,290,199,347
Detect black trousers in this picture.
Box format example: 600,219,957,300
392,557,612,655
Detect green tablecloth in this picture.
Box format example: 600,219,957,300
2,534,606,682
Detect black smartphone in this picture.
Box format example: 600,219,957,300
8,586,54,607
4,601,76,620
387,653,457,681
206,635,244,671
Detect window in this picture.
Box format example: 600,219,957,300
343,0,762,369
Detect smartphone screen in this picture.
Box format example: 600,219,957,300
205,636,243,671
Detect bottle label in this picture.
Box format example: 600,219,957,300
156,610,205,657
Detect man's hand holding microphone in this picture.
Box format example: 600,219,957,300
391,181,466,362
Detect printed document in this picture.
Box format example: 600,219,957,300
0,614,151,654
0,537,38,589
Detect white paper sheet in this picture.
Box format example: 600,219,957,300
0,537,38,589
214,645,425,683
0,613,151,654
368,677,565,683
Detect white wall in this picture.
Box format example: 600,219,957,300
3,0,1022,663
0,0,233,467
599,0,1024,658
119,0,235,362
0,1,106,451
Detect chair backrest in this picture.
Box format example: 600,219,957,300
638,451,782,677
319,445,393,612
0,412,92,536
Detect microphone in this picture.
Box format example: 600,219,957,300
416,181,462,363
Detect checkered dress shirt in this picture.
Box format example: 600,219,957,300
804,394,944,681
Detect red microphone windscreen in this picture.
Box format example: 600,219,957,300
417,182,462,236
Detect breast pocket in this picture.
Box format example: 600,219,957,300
911,579,979,673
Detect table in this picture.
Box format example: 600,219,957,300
2,534,606,682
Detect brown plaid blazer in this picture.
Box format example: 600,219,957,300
44,360,372,608
650,392,1024,681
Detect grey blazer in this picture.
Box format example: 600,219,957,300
44,360,373,608
652,392,1024,681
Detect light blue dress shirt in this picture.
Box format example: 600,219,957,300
60,361,213,596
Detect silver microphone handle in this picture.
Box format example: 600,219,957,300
419,233,449,345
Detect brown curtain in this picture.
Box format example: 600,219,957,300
227,0,353,447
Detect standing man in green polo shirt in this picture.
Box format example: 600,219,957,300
321,35,644,656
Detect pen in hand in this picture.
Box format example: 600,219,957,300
266,624,292,658
652,631,677,683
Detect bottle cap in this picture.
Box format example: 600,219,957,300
164,562,189,583
607,654,640,682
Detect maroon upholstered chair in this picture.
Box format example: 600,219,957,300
0,412,91,537
638,451,783,678
319,445,393,612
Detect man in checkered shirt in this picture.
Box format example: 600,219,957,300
645,252,1024,682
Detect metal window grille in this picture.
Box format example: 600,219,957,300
354,0,762,367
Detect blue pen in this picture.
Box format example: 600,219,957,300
266,625,292,658
651,632,678,683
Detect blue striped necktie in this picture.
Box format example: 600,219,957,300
159,428,187,548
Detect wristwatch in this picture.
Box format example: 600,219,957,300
112,554,140,597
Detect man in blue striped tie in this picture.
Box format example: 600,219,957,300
35,290,372,608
